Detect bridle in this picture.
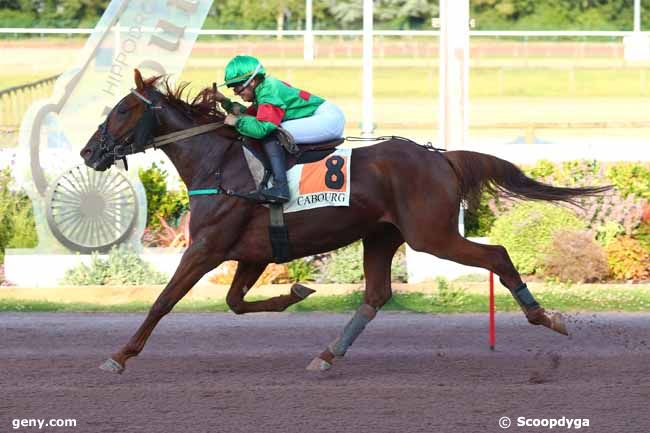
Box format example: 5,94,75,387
97,88,162,169
96,87,225,169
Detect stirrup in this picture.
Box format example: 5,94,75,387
260,184,289,204
260,190,289,204
240,188,288,204
241,190,271,203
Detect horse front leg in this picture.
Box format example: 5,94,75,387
99,239,221,374
225,261,316,314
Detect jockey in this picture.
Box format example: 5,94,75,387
215,55,345,204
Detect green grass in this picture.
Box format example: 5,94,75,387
0,73,55,89
0,298,230,313
2,55,649,134
3,286,650,313
177,66,650,99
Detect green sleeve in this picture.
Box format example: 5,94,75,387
235,116,278,139
221,99,248,115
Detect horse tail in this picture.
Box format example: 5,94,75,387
442,150,611,205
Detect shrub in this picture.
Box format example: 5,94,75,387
643,204,650,223
208,262,289,285
491,161,646,237
464,191,497,237
525,159,557,180
287,258,318,282
605,237,650,281
605,163,650,201
208,261,237,285
391,246,408,283
546,161,646,236
0,168,37,263
541,230,609,283
573,189,647,237
594,221,624,247
555,160,602,186
257,264,290,284
634,221,650,252
322,241,408,283
139,162,188,230
62,247,168,285
433,277,468,306
142,212,191,248
323,242,364,283
470,160,648,238
0,10,36,28
489,202,585,275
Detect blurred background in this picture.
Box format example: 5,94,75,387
2,0,650,150
1,1,649,289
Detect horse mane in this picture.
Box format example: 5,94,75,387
145,76,227,124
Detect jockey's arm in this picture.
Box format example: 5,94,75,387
233,102,285,139
235,116,277,139
220,99,248,115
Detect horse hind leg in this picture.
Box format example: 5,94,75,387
307,225,403,371
225,261,315,314
423,234,568,336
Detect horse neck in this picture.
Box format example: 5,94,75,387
153,100,245,191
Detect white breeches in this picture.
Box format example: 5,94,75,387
280,101,345,144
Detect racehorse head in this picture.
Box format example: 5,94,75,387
81,70,248,196
81,69,162,171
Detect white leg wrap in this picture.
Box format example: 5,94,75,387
328,304,377,357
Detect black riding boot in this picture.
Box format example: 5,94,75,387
260,136,290,203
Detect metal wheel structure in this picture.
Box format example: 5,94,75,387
46,164,138,253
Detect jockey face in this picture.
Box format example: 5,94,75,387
233,77,258,102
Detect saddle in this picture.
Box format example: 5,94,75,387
244,137,344,170
242,136,345,190
240,136,345,264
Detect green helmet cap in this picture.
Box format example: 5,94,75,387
223,55,266,87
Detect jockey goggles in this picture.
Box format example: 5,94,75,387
223,63,263,94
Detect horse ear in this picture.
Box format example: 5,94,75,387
134,69,145,90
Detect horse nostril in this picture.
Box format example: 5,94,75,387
81,148,92,159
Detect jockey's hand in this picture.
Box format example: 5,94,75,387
214,88,228,103
224,114,239,126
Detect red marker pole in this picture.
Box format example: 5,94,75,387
489,271,496,350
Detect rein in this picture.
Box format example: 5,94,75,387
130,88,251,199
129,88,227,150
146,122,225,149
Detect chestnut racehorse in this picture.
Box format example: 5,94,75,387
80,70,609,373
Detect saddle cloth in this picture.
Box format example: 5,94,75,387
243,146,352,213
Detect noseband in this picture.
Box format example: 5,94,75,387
98,89,162,168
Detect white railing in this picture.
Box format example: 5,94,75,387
0,27,647,37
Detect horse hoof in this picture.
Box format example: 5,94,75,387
549,313,569,336
99,358,125,374
306,357,332,372
291,283,316,300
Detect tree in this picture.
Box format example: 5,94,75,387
322,0,438,29
210,0,304,30
0,1,21,9
377,0,439,29
322,0,362,28
471,0,634,30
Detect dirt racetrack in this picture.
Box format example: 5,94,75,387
2,312,650,433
